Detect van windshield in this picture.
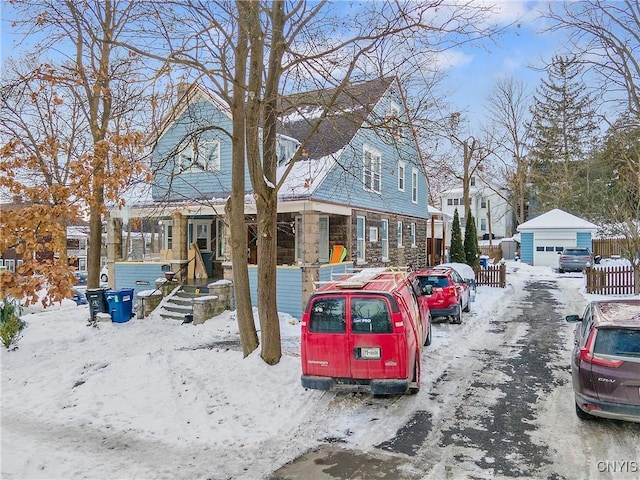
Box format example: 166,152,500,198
351,297,392,333
309,298,346,333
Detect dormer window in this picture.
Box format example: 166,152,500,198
178,138,220,173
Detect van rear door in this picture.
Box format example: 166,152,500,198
301,295,351,378
348,295,405,380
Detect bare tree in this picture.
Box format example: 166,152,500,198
545,0,640,119
485,77,532,226
113,0,502,363
4,0,159,290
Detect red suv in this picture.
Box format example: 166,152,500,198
566,299,640,423
410,266,470,324
300,268,431,395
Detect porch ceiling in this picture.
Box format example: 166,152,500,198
112,199,353,219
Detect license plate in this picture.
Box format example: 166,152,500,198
360,347,381,359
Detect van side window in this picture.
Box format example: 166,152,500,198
309,298,346,333
351,298,392,333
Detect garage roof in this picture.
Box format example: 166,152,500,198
517,208,598,231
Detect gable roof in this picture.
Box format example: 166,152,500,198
278,77,395,159
517,208,598,231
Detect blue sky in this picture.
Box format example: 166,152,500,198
0,0,562,130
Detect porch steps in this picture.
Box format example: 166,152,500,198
158,285,210,322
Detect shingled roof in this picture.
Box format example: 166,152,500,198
278,77,395,159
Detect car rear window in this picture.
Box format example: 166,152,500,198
594,329,640,357
419,275,450,289
564,248,590,255
351,297,392,333
309,298,345,333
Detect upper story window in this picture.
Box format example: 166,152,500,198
447,198,453,206
481,197,487,208
363,145,381,193
178,138,220,173
470,176,476,187
411,168,418,203
398,162,405,191
386,102,402,141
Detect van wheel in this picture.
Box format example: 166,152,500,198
575,402,594,420
463,300,470,313
408,359,420,394
424,322,432,346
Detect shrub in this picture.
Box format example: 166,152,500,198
0,297,25,349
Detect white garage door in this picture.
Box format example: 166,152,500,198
533,234,575,268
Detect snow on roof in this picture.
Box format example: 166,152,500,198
517,209,598,231
277,150,341,198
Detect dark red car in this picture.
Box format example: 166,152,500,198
566,299,640,423
410,266,471,324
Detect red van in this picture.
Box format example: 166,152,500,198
300,268,432,395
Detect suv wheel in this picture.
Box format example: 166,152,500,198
463,299,470,313
450,304,462,324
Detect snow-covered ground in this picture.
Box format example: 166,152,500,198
1,261,638,479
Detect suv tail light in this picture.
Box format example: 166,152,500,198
444,286,456,296
580,329,624,368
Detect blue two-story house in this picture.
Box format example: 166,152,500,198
113,77,430,318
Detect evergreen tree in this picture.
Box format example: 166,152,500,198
450,208,465,263
464,214,480,269
528,55,599,216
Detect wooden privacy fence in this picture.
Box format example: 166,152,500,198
475,263,507,288
585,265,637,295
479,246,503,263
591,238,625,258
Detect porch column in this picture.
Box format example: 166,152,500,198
171,211,189,281
300,210,320,312
222,217,234,283
107,216,123,288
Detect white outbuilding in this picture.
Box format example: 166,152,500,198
516,209,598,268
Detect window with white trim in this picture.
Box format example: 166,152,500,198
398,162,405,191
412,168,418,203
410,222,416,247
387,102,402,140
381,219,389,262
5,259,15,272
397,221,403,247
216,218,226,259
356,216,366,263
178,138,221,173
190,220,211,252
363,146,381,193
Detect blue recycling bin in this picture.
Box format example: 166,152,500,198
104,288,134,323
479,255,489,268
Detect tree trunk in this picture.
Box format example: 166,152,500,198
229,0,258,357
256,192,281,365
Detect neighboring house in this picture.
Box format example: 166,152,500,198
0,196,90,272
116,77,431,317
516,208,598,268
440,176,514,240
